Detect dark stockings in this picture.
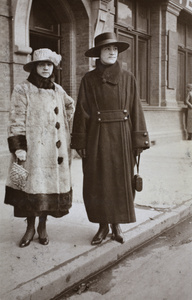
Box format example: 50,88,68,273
37,216,48,239
19,217,36,247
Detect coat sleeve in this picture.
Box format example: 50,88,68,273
7,84,27,153
63,90,75,121
70,77,90,149
186,92,192,108
130,76,150,150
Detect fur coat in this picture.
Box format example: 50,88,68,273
4,80,75,218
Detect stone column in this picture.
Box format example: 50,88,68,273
11,0,32,87
150,2,163,106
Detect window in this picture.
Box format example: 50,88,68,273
177,51,185,103
117,0,135,28
137,2,148,33
29,0,61,83
116,32,134,73
138,39,148,101
115,0,150,103
187,54,192,83
187,23,192,48
177,18,192,102
178,21,185,46
30,0,59,34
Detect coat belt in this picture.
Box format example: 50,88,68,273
95,110,129,123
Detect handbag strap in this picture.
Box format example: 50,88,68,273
15,158,23,166
16,158,21,165
136,154,140,174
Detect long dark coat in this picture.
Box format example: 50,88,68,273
71,60,150,224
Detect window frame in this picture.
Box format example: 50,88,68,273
177,17,192,103
115,0,151,104
29,0,62,84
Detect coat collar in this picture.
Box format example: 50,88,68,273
27,70,55,90
95,59,121,85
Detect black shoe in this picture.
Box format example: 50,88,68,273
19,228,35,248
91,224,109,245
37,226,49,245
38,236,49,245
111,224,124,244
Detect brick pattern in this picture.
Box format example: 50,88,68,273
60,8,89,101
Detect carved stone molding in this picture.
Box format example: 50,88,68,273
12,0,33,55
162,1,182,16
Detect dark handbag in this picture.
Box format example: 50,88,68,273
134,154,143,192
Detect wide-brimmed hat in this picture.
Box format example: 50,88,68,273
85,32,130,57
23,48,62,72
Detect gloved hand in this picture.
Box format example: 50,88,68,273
15,149,27,161
76,149,86,159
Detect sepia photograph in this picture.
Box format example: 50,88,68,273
0,0,192,299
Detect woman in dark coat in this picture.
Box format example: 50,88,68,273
71,32,150,245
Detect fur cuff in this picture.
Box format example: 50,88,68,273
8,135,27,153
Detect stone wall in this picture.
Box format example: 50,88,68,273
0,0,12,153
144,107,186,145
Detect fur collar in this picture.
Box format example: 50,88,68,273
27,70,55,90
95,59,121,85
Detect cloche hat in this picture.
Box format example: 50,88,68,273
23,48,62,72
85,32,130,57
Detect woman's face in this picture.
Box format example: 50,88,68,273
36,61,54,78
100,44,118,65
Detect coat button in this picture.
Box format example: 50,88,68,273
97,111,101,115
102,78,107,83
123,109,127,114
124,117,128,120
144,141,149,145
55,122,60,129
143,132,148,137
54,107,59,115
56,140,61,148
58,157,63,164
98,118,101,122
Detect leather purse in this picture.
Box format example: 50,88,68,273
134,154,143,192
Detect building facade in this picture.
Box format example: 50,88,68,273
0,0,192,162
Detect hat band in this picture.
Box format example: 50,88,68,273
95,38,118,48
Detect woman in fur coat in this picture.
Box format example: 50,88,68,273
71,32,150,245
4,48,75,247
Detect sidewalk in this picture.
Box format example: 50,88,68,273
0,141,192,300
